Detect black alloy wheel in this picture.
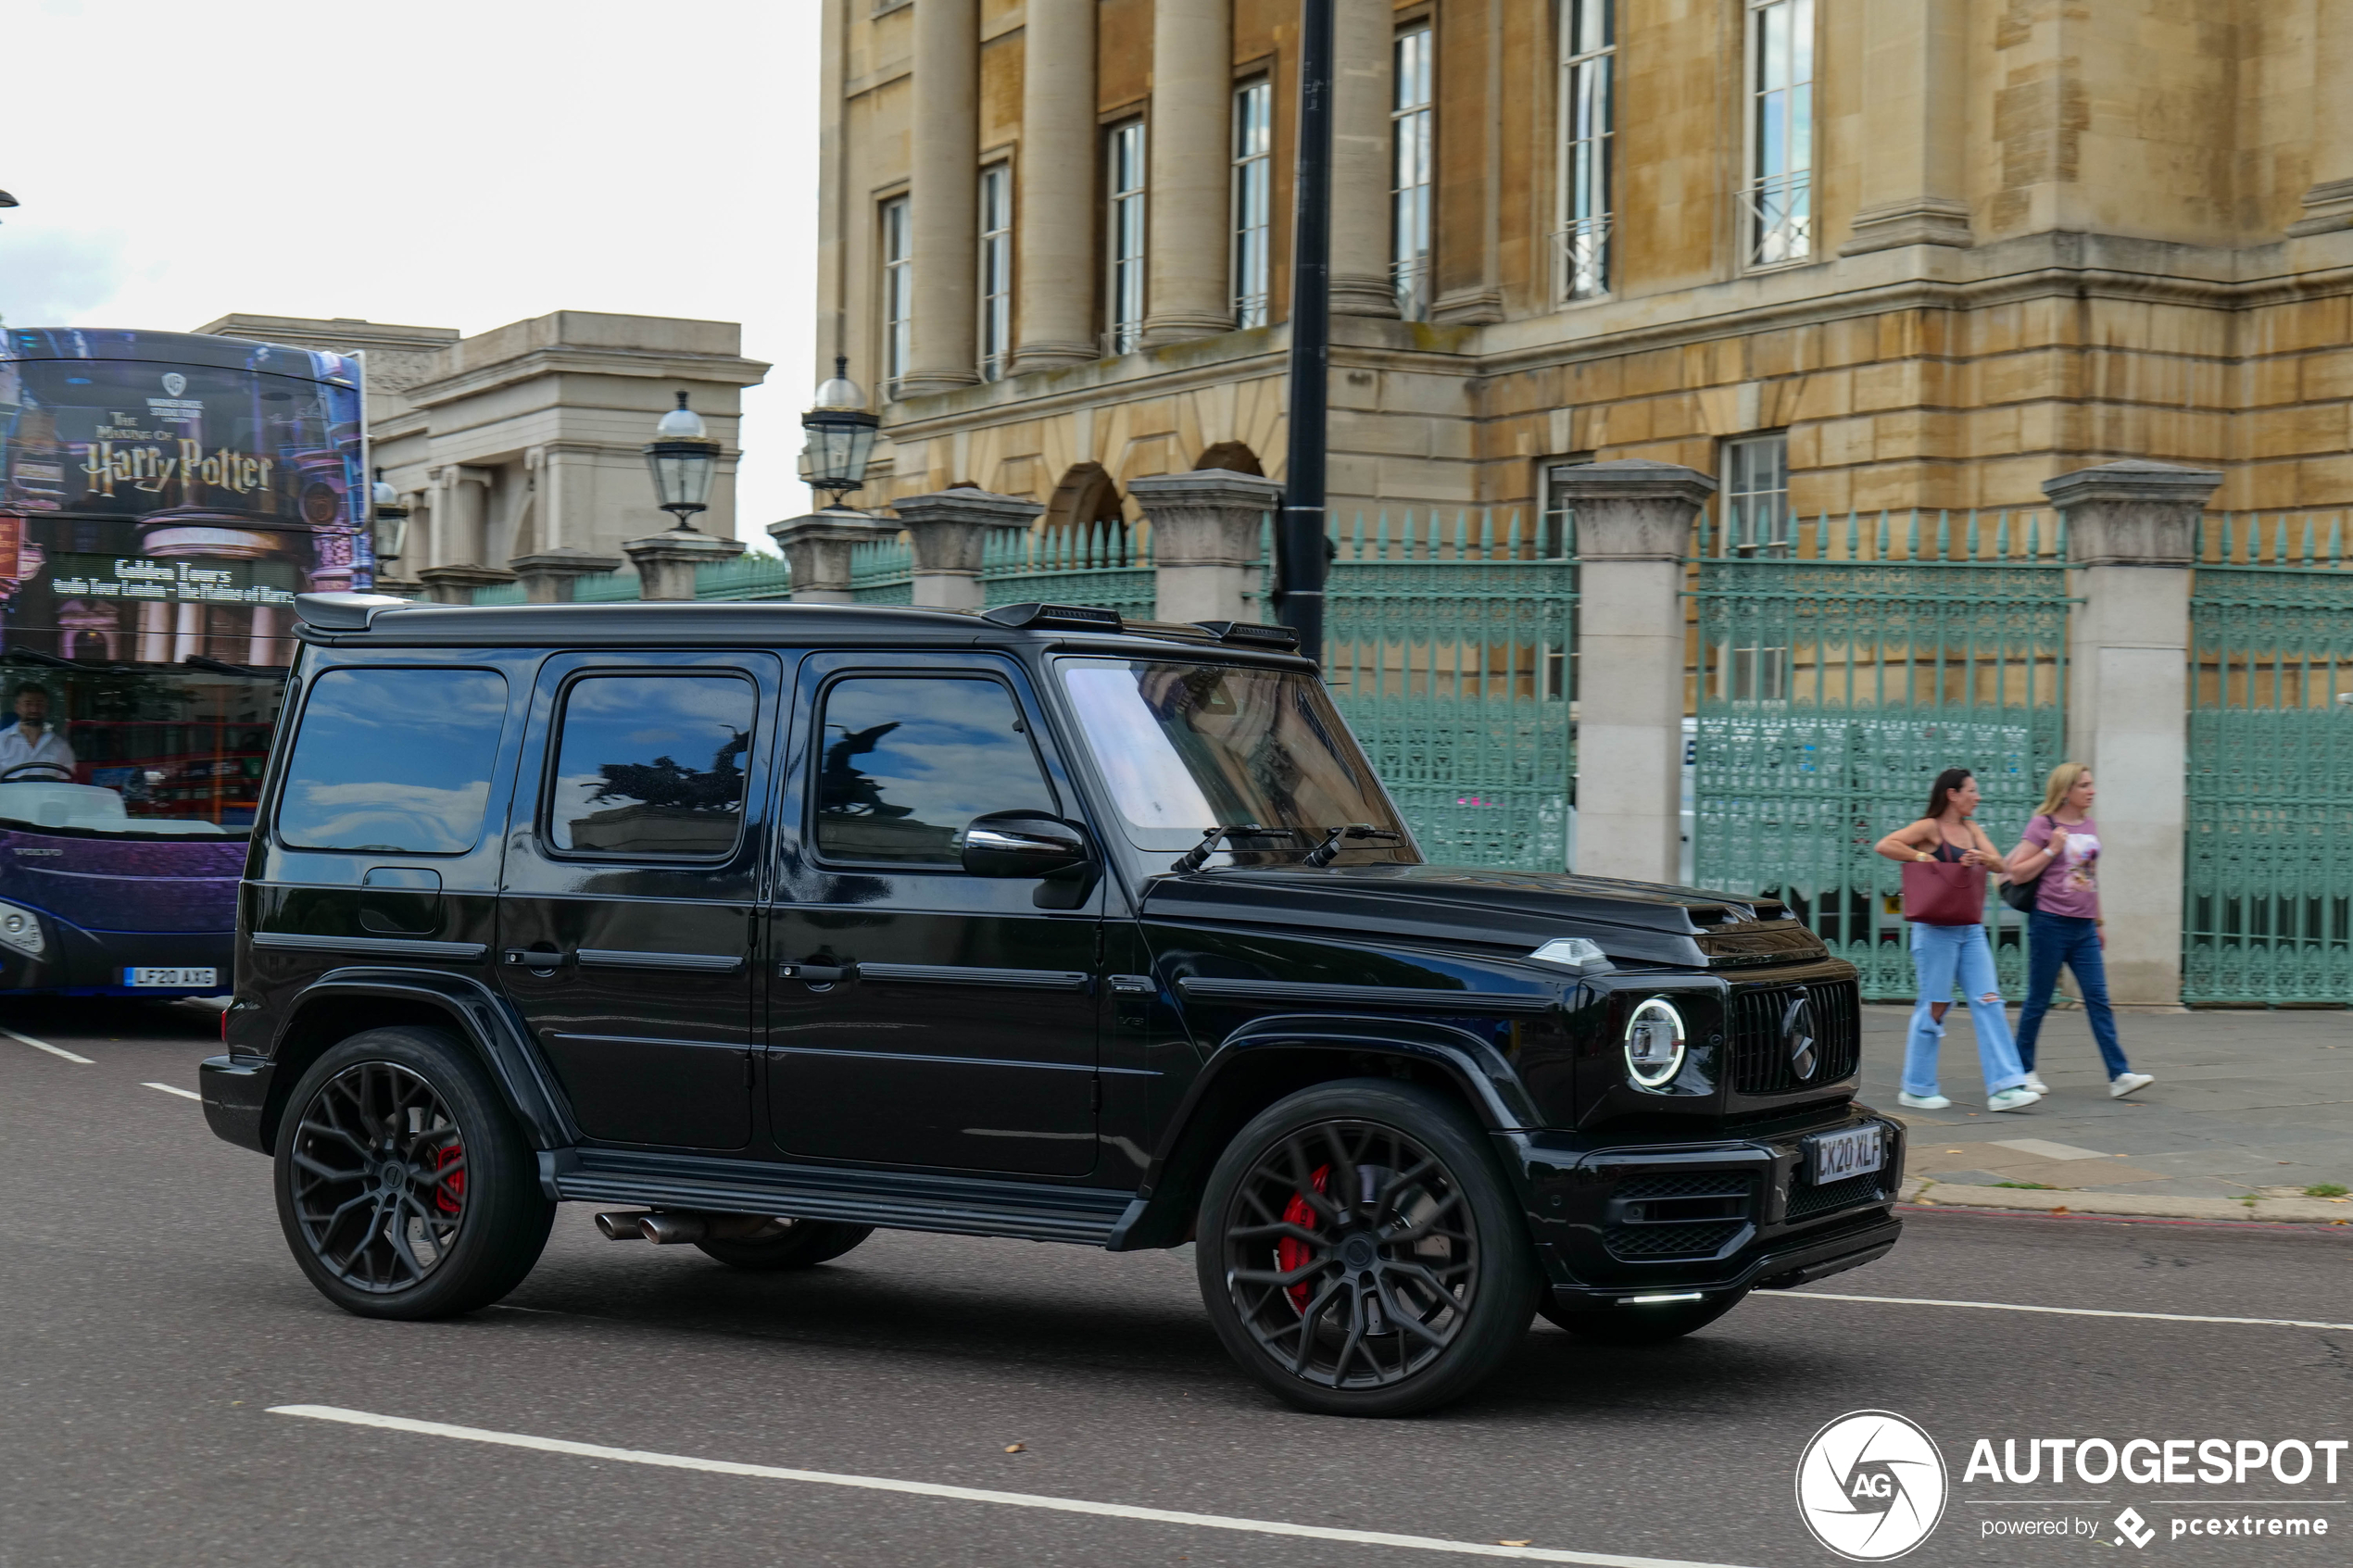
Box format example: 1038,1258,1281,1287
695,1218,875,1272
1539,1288,1748,1345
273,1026,553,1320
1198,1080,1535,1417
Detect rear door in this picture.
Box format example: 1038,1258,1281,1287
497,651,780,1150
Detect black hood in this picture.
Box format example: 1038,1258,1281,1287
1139,864,1828,970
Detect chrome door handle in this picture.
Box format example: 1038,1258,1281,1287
503,947,567,970
779,961,852,983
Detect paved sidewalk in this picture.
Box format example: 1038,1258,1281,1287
1858,1001,2353,1216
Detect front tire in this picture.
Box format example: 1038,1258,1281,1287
273,1026,554,1320
695,1219,874,1272
1197,1079,1535,1417
1540,1288,1747,1345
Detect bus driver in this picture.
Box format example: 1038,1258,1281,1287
0,685,77,776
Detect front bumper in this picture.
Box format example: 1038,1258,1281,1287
1509,1102,1906,1304
0,918,233,997
199,1053,273,1154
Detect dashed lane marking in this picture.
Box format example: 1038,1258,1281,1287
143,1082,202,1101
1769,1289,2353,1334
269,1405,1755,1568
0,1026,94,1064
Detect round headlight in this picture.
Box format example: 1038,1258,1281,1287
1623,997,1688,1089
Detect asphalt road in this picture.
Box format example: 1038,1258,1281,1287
4,999,2348,1568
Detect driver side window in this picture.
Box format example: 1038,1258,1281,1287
812,676,1057,866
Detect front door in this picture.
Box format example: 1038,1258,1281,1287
766,653,1101,1176
497,651,780,1150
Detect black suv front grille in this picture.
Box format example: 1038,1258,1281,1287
1603,1172,1756,1261
1728,978,1860,1095
1786,1171,1888,1220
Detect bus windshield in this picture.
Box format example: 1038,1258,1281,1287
0,665,281,839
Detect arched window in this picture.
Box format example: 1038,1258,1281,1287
1193,442,1265,476
1044,462,1126,532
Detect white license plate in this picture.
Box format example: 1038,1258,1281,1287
1806,1125,1885,1185
123,967,218,988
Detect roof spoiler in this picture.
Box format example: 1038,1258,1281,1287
295,592,410,632
982,602,1124,633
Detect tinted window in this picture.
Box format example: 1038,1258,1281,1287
548,674,757,858
278,669,509,854
815,677,1055,864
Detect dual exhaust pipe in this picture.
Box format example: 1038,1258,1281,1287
595,1210,780,1245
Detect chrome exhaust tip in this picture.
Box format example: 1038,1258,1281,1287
594,1210,654,1240
638,1212,709,1245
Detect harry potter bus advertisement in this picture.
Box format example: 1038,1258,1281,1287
0,328,373,668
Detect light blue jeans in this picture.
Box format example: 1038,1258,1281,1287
1904,922,2030,1098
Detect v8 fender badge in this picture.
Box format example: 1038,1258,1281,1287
1795,1409,1948,1561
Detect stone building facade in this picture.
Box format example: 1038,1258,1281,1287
819,0,2353,527
198,311,769,590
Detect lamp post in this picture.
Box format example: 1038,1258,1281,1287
643,391,723,531
1276,0,1336,663
369,470,409,571
798,356,880,509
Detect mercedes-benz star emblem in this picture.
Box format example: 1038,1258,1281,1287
1783,994,1818,1080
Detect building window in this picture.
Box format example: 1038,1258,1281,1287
977,165,1013,380
1231,80,1274,328
880,196,912,396
1744,0,1814,267
1721,433,1790,556
1390,25,1434,320
1105,120,1148,355
1556,0,1614,300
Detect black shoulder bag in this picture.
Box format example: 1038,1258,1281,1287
1999,816,2045,913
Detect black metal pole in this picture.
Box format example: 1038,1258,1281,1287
1277,0,1335,663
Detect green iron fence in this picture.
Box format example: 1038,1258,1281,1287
2183,514,2353,1005
1692,509,2070,998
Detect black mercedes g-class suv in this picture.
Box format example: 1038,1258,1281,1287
202,592,1901,1416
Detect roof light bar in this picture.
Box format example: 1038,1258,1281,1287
982,602,1125,632
1191,620,1302,650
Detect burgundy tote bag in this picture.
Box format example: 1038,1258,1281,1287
1901,860,1985,925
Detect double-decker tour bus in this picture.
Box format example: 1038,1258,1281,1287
0,328,372,997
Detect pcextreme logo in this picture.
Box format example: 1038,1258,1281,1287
1795,1410,1950,1561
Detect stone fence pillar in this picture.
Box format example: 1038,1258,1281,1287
509,547,623,604
767,510,900,604
623,528,745,602
892,488,1043,610
2045,458,2221,1005
1557,459,1716,884
415,564,516,606
1130,469,1283,625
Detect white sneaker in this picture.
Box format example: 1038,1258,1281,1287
2022,1073,2049,1095
2109,1072,2154,1098
1897,1091,1952,1110
1988,1087,2042,1112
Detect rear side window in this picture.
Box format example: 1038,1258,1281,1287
547,673,757,859
814,675,1056,864
278,669,510,854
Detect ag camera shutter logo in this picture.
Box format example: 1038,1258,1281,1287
1795,1410,1948,1560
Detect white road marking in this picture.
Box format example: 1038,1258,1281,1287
143,1082,202,1101
1991,1138,2109,1161
270,1405,1755,1568
0,1026,94,1064
1769,1290,2353,1334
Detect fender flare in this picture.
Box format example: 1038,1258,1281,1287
1107,1010,1545,1250
269,967,574,1150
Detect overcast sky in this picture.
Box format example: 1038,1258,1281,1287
0,0,824,544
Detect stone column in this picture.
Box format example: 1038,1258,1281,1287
2045,459,2219,1006
622,529,746,602
1329,0,1397,316
2290,6,2353,236
1130,469,1282,624
435,467,494,567
902,0,982,395
509,547,624,604
416,564,519,606
1839,0,1971,255
892,488,1043,611
769,511,901,605
1141,0,1236,346
1557,460,1716,884
1014,0,1100,371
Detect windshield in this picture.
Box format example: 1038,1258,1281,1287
0,666,281,840
1058,658,1413,863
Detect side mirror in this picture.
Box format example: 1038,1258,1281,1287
960,811,1090,879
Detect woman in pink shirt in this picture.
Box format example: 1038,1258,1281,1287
2005,763,2154,1099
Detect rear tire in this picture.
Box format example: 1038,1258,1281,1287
1197,1078,1535,1417
1539,1288,1747,1345
694,1219,874,1272
272,1026,554,1320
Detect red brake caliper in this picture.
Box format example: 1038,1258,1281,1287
434,1141,466,1215
1277,1164,1332,1311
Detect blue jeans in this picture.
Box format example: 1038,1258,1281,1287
1904,922,2030,1098
2016,911,2132,1078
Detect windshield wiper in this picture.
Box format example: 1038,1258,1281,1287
1303,823,1404,868
1171,823,1304,873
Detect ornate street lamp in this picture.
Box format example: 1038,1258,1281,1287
370,469,409,568
643,391,723,531
798,357,879,508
